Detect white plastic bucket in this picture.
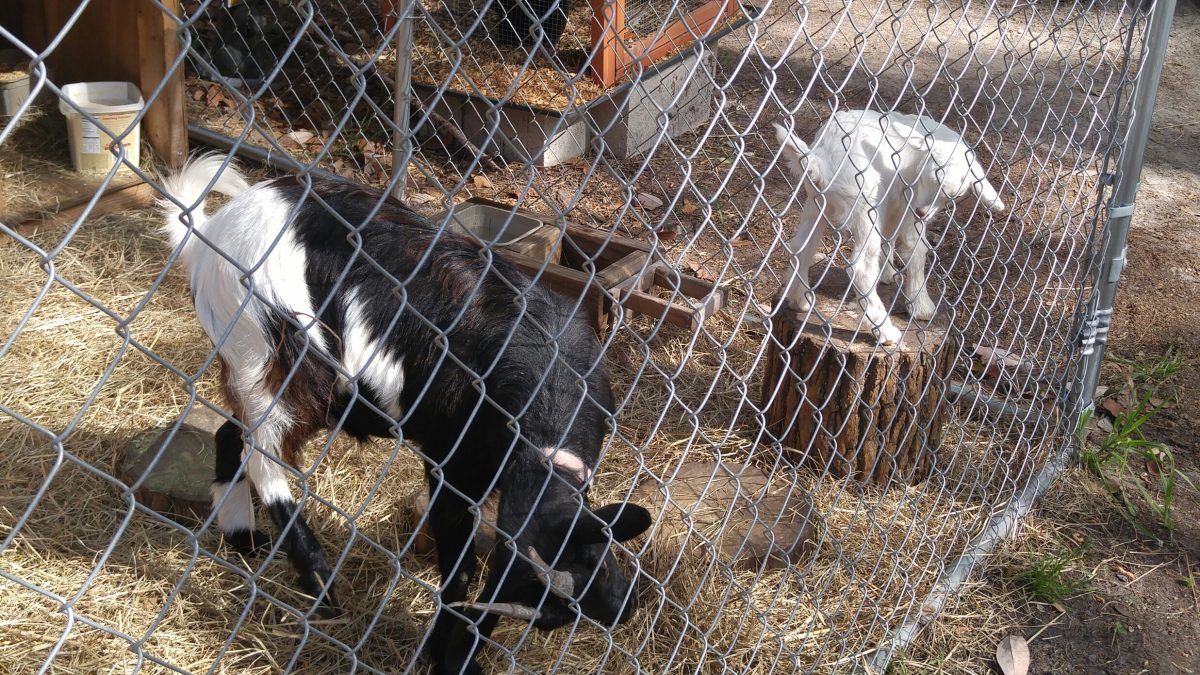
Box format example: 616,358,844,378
59,82,144,173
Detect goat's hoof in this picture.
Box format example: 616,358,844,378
226,529,272,557
299,571,342,618
908,297,937,321
874,322,903,345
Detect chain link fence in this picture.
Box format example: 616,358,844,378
0,0,1173,671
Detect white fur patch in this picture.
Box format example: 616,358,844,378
340,287,406,420
542,447,592,487
248,446,293,506
211,480,254,533
187,184,329,381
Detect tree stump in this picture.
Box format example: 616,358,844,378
760,267,960,484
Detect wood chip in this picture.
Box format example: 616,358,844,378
280,130,315,149
635,193,664,210
1100,397,1127,418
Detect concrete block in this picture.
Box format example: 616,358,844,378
588,51,716,159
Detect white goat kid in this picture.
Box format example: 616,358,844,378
774,110,1006,344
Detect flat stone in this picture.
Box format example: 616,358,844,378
633,461,818,571
119,404,227,521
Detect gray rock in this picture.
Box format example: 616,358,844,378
119,404,227,520
633,461,818,571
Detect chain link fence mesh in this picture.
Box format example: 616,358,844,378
0,0,1166,672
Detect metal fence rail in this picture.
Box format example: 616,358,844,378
0,0,1171,672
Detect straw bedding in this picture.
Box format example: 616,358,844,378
0,203,1029,673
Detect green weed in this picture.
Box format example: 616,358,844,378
1014,545,1091,604
1080,348,1198,537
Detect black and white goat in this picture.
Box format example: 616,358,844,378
159,155,651,674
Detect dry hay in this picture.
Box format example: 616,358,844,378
0,105,86,221
0,200,1055,673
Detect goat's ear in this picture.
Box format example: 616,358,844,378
570,504,652,545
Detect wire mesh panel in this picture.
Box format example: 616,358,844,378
0,0,1167,672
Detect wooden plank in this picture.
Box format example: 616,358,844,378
652,265,719,299
4,180,153,241
500,250,599,294
563,224,652,269
37,1,135,85
2,172,142,226
595,250,649,288
620,289,693,327
136,0,187,167
617,0,735,79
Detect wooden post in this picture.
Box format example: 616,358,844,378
136,0,187,168
590,0,626,88
760,269,960,484
588,0,740,87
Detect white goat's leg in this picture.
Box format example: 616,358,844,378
782,201,827,313
896,217,936,320
879,237,900,286
847,218,902,344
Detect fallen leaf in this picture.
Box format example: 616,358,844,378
731,237,753,248
407,192,435,205
656,229,678,244
473,175,493,190
280,130,315,149
1100,397,1127,418
635,193,664,210
681,202,699,215
1052,601,1068,613
1145,445,1167,478
191,87,205,102
995,635,1030,675
974,344,1028,372
1096,416,1114,434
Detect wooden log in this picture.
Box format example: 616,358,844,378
760,267,959,484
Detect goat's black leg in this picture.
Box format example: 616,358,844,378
264,497,340,617
425,473,487,675
212,419,270,555
247,427,340,617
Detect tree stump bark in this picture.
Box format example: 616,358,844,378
761,268,960,484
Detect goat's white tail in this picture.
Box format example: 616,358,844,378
158,153,251,267
773,123,823,188
963,153,1006,212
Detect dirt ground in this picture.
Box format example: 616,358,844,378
911,3,1200,674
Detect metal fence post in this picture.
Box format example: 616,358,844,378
391,0,415,202
1072,0,1177,424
